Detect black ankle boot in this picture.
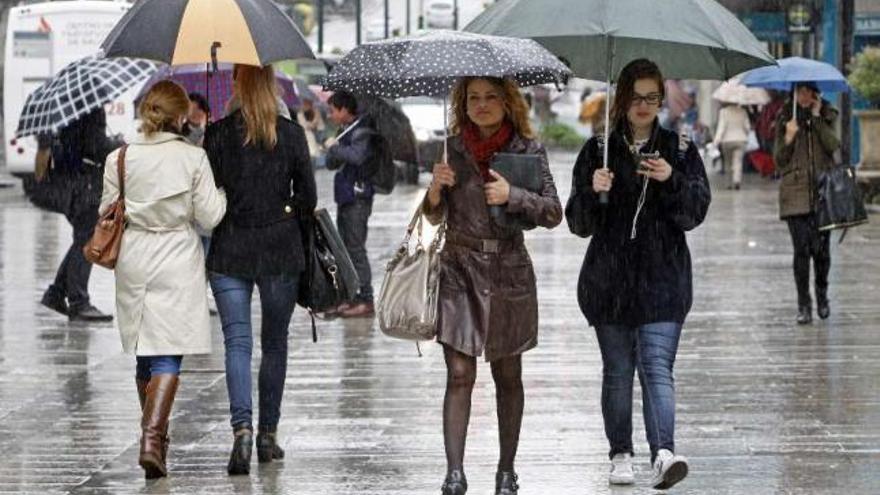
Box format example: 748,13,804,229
441,469,467,495
797,306,812,325
256,426,284,463
227,424,253,475
495,470,519,494
816,294,830,320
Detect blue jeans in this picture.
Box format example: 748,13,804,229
595,322,682,462
135,356,183,380
209,273,299,430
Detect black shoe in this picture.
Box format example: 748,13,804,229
797,306,812,325
495,470,519,495
441,469,467,495
41,289,68,316
227,425,253,476
817,300,830,320
68,304,113,322
256,427,284,463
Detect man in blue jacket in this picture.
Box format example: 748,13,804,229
325,90,375,318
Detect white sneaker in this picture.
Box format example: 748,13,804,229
650,449,688,490
608,453,635,485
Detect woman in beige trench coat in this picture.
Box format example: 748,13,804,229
99,81,226,479
422,77,562,495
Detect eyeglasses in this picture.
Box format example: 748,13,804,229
630,93,663,107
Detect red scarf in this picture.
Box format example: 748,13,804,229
461,120,513,182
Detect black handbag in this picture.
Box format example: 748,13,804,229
24,153,73,215
817,166,869,232
297,208,360,339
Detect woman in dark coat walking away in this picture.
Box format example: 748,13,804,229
773,83,839,325
565,59,710,490
422,76,562,495
205,64,317,476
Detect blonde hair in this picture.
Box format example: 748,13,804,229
449,77,534,139
232,64,278,149
138,80,190,136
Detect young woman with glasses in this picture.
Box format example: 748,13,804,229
565,59,711,490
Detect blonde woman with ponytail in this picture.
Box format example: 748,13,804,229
100,80,227,479
204,64,317,476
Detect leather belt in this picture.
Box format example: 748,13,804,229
445,231,522,254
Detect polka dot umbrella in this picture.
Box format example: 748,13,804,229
324,29,571,160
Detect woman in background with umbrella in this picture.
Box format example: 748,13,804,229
205,65,317,476
422,76,562,495
773,82,840,325
565,59,710,490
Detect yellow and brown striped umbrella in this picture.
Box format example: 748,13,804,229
101,0,314,67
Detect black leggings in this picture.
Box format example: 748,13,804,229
443,345,524,473
786,213,831,307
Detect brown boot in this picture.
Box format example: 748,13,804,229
139,374,179,479
137,378,171,464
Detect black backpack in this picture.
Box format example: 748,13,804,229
363,127,395,194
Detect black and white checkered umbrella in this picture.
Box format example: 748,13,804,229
324,30,571,98
16,55,158,138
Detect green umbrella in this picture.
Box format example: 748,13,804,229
465,0,775,200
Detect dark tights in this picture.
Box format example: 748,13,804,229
443,345,524,473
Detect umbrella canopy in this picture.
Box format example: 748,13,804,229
740,57,850,93
137,64,301,121
101,0,314,67
16,55,157,138
324,30,571,98
464,0,775,81
712,78,771,106
358,95,419,164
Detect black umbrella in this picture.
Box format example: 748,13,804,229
16,54,158,138
324,30,570,98
101,0,314,67
324,30,570,159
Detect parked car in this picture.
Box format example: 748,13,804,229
399,96,446,173
364,18,400,42
425,0,455,29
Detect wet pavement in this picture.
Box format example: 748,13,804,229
0,152,878,494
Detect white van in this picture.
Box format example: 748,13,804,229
3,0,137,177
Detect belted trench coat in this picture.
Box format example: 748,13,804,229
422,134,562,361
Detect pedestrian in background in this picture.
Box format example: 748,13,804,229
184,92,211,146
297,97,326,163
100,81,227,479
205,64,317,475
40,108,122,321
713,102,751,190
422,76,562,495
565,59,710,490
774,83,840,325
325,90,377,318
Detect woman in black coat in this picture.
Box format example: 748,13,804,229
204,64,317,476
565,59,710,490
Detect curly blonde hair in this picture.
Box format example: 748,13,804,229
138,80,190,136
232,64,279,150
449,77,534,139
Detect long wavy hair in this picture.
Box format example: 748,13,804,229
449,77,534,139
232,64,278,149
609,59,665,139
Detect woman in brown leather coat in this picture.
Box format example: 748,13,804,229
422,77,562,495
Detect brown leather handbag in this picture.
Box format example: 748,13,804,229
83,145,128,269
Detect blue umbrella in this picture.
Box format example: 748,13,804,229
741,57,848,119
741,57,849,93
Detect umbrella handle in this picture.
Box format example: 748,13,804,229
211,42,222,73
599,48,613,205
